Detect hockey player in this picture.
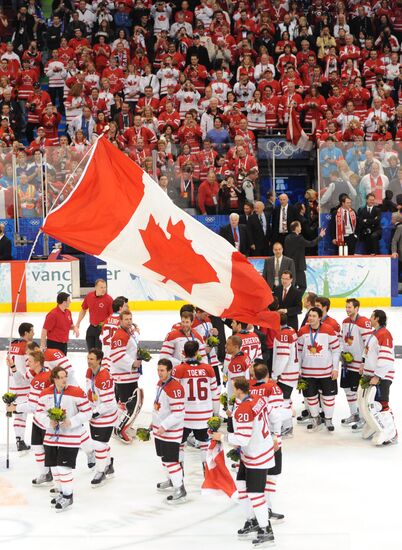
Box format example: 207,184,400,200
192,307,222,385
359,310,397,445
101,296,129,369
297,307,341,432
110,310,143,443
173,341,220,468
212,377,275,546
160,311,207,367
223,320,262,370
225,335,251,400
272,313,299,435
36,366,92,511
315,296,341,338
250,362,284,524
7,351,52,485
153,358,186,504
341,298,373,426
86,348,118,486
7,322,35,451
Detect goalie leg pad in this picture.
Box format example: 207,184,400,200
116,388,144,433
360,386,397,445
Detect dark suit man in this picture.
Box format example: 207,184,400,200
329,195,358,255
271,193,297,245
219,213,249,255
284,221,326,292
262,242,296,289
239,201,254,225
247,201,271,256
114,103,135,131
0,223,12,260
357,192,382,254
273,271,302,331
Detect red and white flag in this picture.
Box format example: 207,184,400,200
201,440,237,499
286,107,313,151
42,136,279,329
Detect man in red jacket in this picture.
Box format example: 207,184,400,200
197,170,219,214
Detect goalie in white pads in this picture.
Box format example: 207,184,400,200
358,310,397,446
110,310,144,444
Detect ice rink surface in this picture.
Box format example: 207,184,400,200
0,308,401,550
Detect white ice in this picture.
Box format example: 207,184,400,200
0,308,401,550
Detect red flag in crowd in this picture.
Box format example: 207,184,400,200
201,440,237,499
286,107,314,151
42,136,280,330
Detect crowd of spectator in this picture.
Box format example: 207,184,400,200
0,1,402,226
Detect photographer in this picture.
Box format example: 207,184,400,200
218,173,245,214
357,193,382,254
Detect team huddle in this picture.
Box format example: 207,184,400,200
4,291,396,547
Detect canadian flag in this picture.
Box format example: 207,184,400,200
286,107,313,151
201,440,237,499
42,136,279,329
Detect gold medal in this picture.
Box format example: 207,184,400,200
310,346,317,355
346,337,353,346
182,192,188,198
93,394,98,402
154,402,160,411
364,346,369,355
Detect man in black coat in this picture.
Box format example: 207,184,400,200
262,242,295,289
185,35,210,70
357,192,382,254
271,193,297,245
0,223,12,260
247,201,271,256
273,271,302,331
239,201,254,225
219,213,249,255
284,221,326,292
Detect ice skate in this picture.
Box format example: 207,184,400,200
324,418,335,432
157,479,173,491
237,517,259,538
32,472,53,487
166,485,186,504
341,413,360,426
113,426,133,444
269,510,285,524
297,409,310,424
55,494,73,512
281,426,293,438
351,418,365,431
307,416,322,431
105,457,115,478
50,493,62,507
16,437,30,453
252,523,275,546
91,471,107,487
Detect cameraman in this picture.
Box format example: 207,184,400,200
357,193,382,254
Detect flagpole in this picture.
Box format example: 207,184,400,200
5,136,100,468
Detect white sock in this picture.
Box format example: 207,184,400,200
344,389,358,415
163,461,183,488
58,465,73,496
32,444,48,475
237,480,254,519
80,431,94,455
321,395,335,419
198,441,209,463
248,492,268,529
179,444,185,463
51,466,61,492
265,475,278,510
93,440,109,473
14,413,27,439
306,395,320,417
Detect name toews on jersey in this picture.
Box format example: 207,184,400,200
173,361,220,429
152,378,185,443
85,367,118,427
229,396,275,469
272,326,299,387
297,324,340,378
36,385,92,447
363,327,395,381
341,316,373,372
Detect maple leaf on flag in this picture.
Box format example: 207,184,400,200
139,215,219,293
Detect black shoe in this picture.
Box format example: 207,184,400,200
55,493,73,512
301,409,309,417
16,438,31,452
252,523,275,546
269,509,285,523
87,451,96,469
32,472,53,486
105,457,115,478
238,517,259,538
319,411,325,419
91,472,107,487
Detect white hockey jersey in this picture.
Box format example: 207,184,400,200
272,326,299,387
363,327,395,381
341,315,373,373
85,367,118,427
297,323,341,378
8,340,30,400
44,348,77,385
14,368,52,429
110,327,140,384
101,313,121,368
152,377,185,443
160,328,207,367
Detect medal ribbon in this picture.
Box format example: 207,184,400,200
53,386,64,439
155,376,173,405
309,324,320,349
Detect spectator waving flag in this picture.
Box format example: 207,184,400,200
286,107,313,151
201,440,237,499
42,136,279,330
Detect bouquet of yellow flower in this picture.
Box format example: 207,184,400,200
220,392,228,411
137,348,152,362
341,351,354,365
297,377,308,393
226,448,240,462
2,392,18,417
136,428,151,441
207,336,220,348
207,416,221,432
360,375,372,390
47,407,66,423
